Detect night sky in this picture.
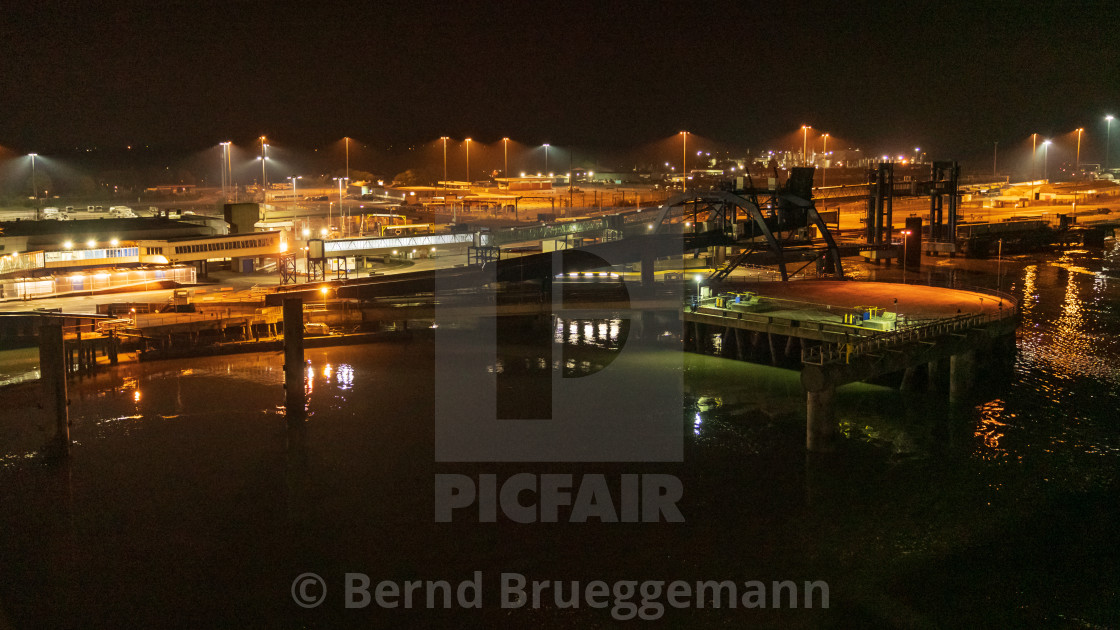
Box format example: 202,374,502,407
2,1,1118,162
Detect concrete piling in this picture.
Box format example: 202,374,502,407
806,386,837,452
949,350,975,404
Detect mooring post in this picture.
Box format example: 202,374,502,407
283,298,305,420
108,331,119,365
38,318,70,457
949,350,975,404
806,386,837,452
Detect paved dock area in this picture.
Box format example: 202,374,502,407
728,279,1011,318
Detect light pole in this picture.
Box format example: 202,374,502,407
259,136,268,191
900,229,911,282
502,137,509,178
1106,115,1115,171
28,153,38,218
993,141,998,177
543,143,550,174
464,138,472,184
287,175,301,206
801,125,811,166
1042,139,1052,180
680,131,688,190
334,177,349,237
820,133,829,185
1075,128,1084,173
440,136,449,183
1031,133,1037,181
219,143,227,199
344,136,350,186
223,141,234,201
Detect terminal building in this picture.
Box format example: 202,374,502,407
0,205,286,300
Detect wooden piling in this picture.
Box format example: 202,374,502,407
283,298,305,420
38,318,69,457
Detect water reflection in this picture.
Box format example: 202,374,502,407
554,317,624,349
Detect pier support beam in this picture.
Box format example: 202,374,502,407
927,359,941,392
640,250,655,287
283,298,305,421
949,350,975,404
38,318,69,457
806,386,837,452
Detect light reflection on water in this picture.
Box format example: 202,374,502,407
1,244,1117,488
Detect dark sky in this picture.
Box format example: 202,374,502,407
2,1,1118,162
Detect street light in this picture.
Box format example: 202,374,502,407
464,138,472,184
343,136,350,187
1075,128,1084,172
259,136,268,191
801,125,811,166
220,141,234,201
900,229,911,282
821,133,829,186
543,143,550,173
28,153,39,218
502,137,510,178
333,177,349,237
1031,133,1038,180
287,175,302,205
440,136,449,182
1107,115,1115,171
680,131,689,190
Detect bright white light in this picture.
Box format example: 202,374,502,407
63,241,73,249
110,239,119,247
86,240,96,248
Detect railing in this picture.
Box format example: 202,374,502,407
801,308,1017,365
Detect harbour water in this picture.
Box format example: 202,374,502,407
0,243,1118,627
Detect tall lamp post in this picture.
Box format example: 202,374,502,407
900,229,911,282
801,125,811,166
440,136,449,183
680,131,689,190
28,153,39,219
333,177,349,236
1031,133,1038,181
287,175,301,206
259,136,268,191
222,140,234,199
502,137,510,178
1075,127,1084,173
464,138,472,184
543,143,550,174
1106,115,1115,171
821,133,829,186
219,143,228,199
